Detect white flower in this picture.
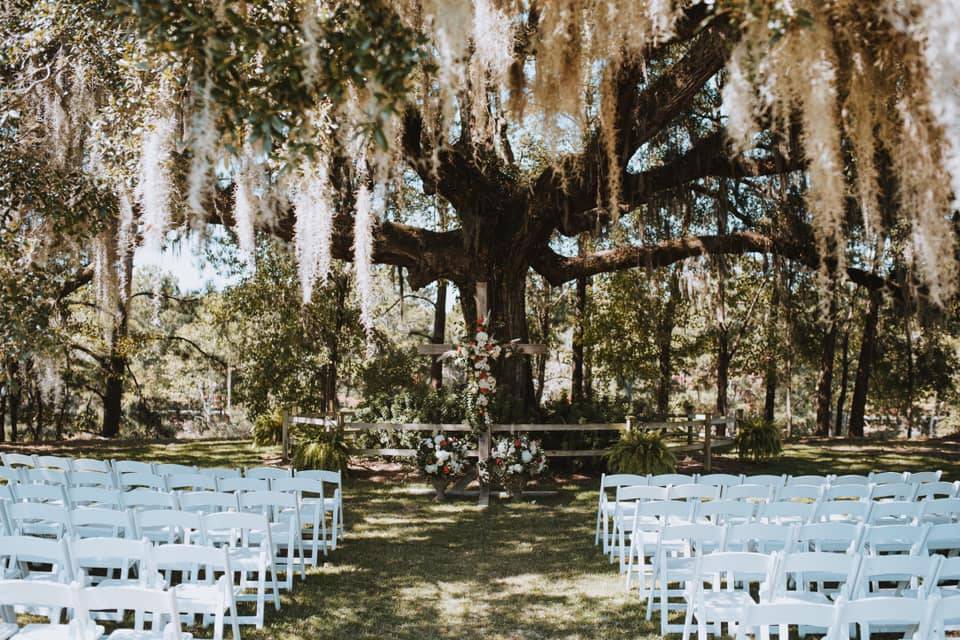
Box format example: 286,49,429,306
424,440,434,449
425,464,437,474
529,441,538,454
521,450,532,463
509,464,523,474
436,450,451,462
476,331,489,343
434,434,444,444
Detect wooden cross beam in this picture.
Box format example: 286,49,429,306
415,282,547,356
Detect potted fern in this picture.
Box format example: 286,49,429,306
292,424,351,472
734,417,783,462
605,429,677,474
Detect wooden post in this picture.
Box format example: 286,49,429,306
625,415,634,433
281,409,291,462
476,283,489,323
703,413,713,473
478,425,491,507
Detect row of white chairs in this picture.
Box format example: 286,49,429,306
663,550,960,640
1,453,292,480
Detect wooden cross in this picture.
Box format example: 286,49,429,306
415,282,546,357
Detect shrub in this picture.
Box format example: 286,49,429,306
252,410,284,447
735,418,783,462
293,425,351,472
605,429,676,475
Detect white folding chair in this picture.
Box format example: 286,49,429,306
68,471,117,490
294,469,343,547
122,489,179,512
922,498,960,524
649,473,695,487
7,502,73,538
119,473,167,491
917,481,960,501
177,490,238,515
909,470,943,484
867,500,921,526
723,522,792,554
166,473,218,492
0,579,100,640
812,500,871,524
872,482,919,502
274,477,330,565
202,511,280,629
859,523,930,556
79,584,185,640
696,500,755,526
611,485,668,567
154,463,198,477
135,509,204,545
682,551,777,640
238,490,305,589
924,523,960,556
151,543,241,640
0,535,74,582
198,467,243,482
244,467,291,485
792,522,863,553
13,482,69,505
933,555,960,597
71,508,137,539
830,594,933,640
822,484,872,502
0,467,21,484
832,474,870,486
645,523,726,635
697,473,742,487
1,453,37,469
219,477,270,494
34,456,73,472
113,460,155,475
787,475,829,487
593,473,647,551
67,488,123,511
869,471,907,485
775,485,823,503
927,593,960,640
625,500,692,596
669,484,721,503
755,502,814,525
853,553,942,599
69,537,153,613
24,469,69,487
771,551,861,606
73,459,112,474
734,600,837,640
723,484,773,503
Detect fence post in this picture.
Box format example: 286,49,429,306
703,413,713,473
478,426,492,507
626,415,635,433
281,409,291,462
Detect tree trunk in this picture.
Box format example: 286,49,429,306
571,275,587,403
815,297,839,436
763,273,781,424
655,274,679,418
834,321,851,437
429,280,447,390
101,354,125,438
7,360,20,443
0,390,5,443
848,290,882,438
716,331,730,419
534,283,550,406
905,313,915,439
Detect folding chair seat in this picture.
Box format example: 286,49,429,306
733,601,836,640
71,508,137,539
218,478,269,494
34,456,73,472
917,481,960,501
853,553,942,600
274,477,331,566
79,584,187,640
24,470,69,487
610,485,668,568
122,489,178,512
202,511,280,629
645,523,726,635
113,461,155,475
774,484,822,503
832,474,870,486
908,470,943,484
135,509,204,545
73,459,112,474
681,551,777,640
166,474,218,492
154,463,198,477
68,488,123,510
244,467,291,486
871,482,919,502
119,473,167,491
1,453,37,469
625,500,693,596
238,491,305,590
68,471,117,490
792,521,863,553
787,475,829,487
649,473,695,487
822,484,872,502
294,469,343,549
831,594,934,640
7,502,73,538
859,523,930,556
696,500,755,526
922,498,960,524
0,579,101,640
13,483,69,506
812,500,871,524
593,473,647,552
0,535,73,582
755,502,814,525
771,551,860,607
722,484,772,503
867,500,921,526
723,522,792,554
924,523,960,556
151,543,240,640
697,473,742,488
869,471,907,484
668,483,721,503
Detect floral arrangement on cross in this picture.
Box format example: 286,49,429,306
443,317,517,432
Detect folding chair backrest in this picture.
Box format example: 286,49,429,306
70,536,152,582
724,522,792,553
832,474,870,486
853,554,942,598
871,482,918,502
177,490,238,514
0,579,78,623
24,469,69,486
696,550,776,588
273,477,325,500
697,499,755,526
930,595,960,640
13,482,68,504
776,484,823,502
823,484,872,501
151,542,230,578
113,460,155,475
0,535,73,581
648,473,694,487
238,490,299,522
295,469,340,485
165,473,218,492
601,473,648,490
788,475,829,486
1,453,37,468
867,500,921,526
922,498,960,524
135,509,204,545
935,556,960,594
832,595,933,634
637,500,694,524
743,474,786,488
245,466,292,483
908,470,942,484
73,458,112,474
869,471,907,484
756,501,814,525
154,463,197,477
119,472,166,491
122,488,178,512
203,511,272,549
657,522,725,556
35,456,73,471
0,466,21,484
859,523,930,556
68,487,122,510
219,477,270,493
924,523,960,556
617,485,667,503
813,500,871,524
697,473,742,487
70,507,136,538
6,501,73,537
198,467,243,480
734,601,836,640
68,470,116,489
793,521,863,553
724,483,773,502
79,585,183,639
775,551,860,601
916,481,959,501
667,483,720,502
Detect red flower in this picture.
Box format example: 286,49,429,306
442,466,450,474
514,439,521,447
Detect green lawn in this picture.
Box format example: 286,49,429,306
3,436,958,639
